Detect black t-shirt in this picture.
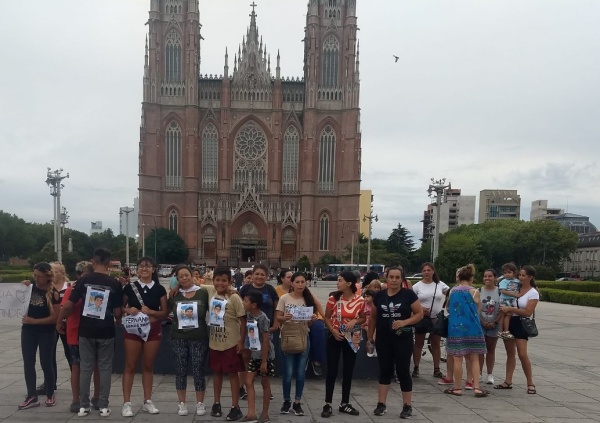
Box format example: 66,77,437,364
123,281,166,311
25,285,60,332
374,288,418,338
69,272,123,339
239,283,279,327
233,273,244,288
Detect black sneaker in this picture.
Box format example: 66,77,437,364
339,403,359,416
400,404,413,419
240,387,248,400
226,406,243,421
374,402,386,416
321,404,333,418
280,400,291,414
292,402,304,416
18,396,40,410
211,402,222,417
412,366,419,378
91,397,100,410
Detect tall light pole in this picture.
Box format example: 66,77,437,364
46,168,69,262
363,195,378,273
120,207,134,266
427,178,451,262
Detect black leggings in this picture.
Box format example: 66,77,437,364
51,331,72,387
22,327,55,397
325,335,357,404
376,335,413,392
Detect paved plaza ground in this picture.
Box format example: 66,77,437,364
0,280,599,422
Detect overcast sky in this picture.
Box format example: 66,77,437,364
1,0,599,244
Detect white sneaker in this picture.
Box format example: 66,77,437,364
78,407,90,417
486,374,495,385
196,402,207,416
122,402,134,417
143,400,160,414
99,408,111,417
178,402,188,416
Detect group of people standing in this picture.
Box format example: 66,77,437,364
18,250,539,421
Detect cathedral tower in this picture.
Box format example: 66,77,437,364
139,0,361,267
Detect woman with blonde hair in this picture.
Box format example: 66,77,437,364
19,262,61,409
444,264,488,397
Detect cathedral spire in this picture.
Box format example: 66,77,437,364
225,47,229,77
144,34,149,73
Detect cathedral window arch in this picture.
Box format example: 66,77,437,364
169,209,178,233
202,124,218,191
233,121,268,192
282,126,299,193
166,121,182,188
322,35,339,87
319,214,330,251
318,125,335,192
165,30,182,82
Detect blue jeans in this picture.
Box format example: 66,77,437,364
281,337,310,401
309,320,325,363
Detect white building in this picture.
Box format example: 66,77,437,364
478,189,521,223
530,200,564,221
422,189,475,240
90,221,103,235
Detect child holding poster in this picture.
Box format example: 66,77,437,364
208,267,245,421
275,272,326,416
243,290,274,423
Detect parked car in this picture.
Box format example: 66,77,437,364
321,273,339,281
409,273,423,279
556,277,577,281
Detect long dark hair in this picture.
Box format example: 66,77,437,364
521,265,537,288
277,268,291,286
291,272,315,307
421,262,440,283
137,256,159,283
332,270,358,301
362,271,379,289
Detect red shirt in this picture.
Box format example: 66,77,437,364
61,284,82,345
326,294,365,331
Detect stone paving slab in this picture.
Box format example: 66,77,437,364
0,281,599,422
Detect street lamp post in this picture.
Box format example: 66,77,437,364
363,196,378,274
45,168,69,262
120,207,134,266
427,178,451,262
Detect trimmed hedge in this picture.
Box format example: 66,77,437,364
538,288,600,308
535,281,600,293
0,272,32,283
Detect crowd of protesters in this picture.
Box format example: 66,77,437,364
18,248,539,420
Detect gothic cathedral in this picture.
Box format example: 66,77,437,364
139,0,361,268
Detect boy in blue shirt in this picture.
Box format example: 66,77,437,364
498,263,520,339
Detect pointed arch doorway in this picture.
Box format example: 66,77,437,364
230,213,267,264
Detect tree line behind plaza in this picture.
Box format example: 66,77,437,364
0,211,578,282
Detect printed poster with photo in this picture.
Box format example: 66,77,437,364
177,302,199,330
247,320,261,351
344,325,364,354
82,286,110,320
208,297,227,327
123,312,151,342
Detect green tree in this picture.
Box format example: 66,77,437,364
387,223,415,256
145,228,189,264
435,233,486,283
410,239,433,272
296,255,312,271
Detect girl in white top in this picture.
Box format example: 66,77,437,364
411,262,449,379
495,265,539,395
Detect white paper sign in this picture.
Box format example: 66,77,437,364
0,284,32,319
291,306,313,321
82,286,110,320
123,312,151,342
177,302,199,330
247,320,261,351
209,297,227,327
344,326,363,354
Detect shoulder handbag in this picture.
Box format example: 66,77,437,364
280,321,308,354
432,308,448,338
415,282,438,333
517,295,538,338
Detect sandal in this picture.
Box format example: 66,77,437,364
474,388,490,397
527,385,537,394
443,388,462,396
433,368,444,378
493,382,512,390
